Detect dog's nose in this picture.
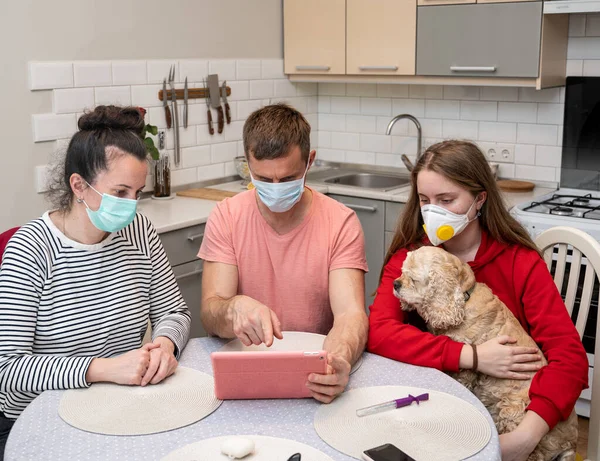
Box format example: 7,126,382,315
393,279,402,292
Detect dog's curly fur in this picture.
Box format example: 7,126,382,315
395,246,578,461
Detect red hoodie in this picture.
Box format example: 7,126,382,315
368,230,589,429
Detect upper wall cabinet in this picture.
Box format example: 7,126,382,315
418,0,474,5
283,0,346,75
347,0,417,76
416,2,542,78
418,0,534,4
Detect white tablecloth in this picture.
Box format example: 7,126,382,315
5,338,501,461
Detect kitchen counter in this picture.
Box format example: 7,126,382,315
138,178,556,234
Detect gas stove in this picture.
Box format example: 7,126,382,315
510,188,600,240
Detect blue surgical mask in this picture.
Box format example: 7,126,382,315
250,161,310,213
82,182,138,233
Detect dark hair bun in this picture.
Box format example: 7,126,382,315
78,105,145,135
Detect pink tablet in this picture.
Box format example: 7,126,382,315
211,350,328,399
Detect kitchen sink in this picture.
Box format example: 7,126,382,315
323,173,410,191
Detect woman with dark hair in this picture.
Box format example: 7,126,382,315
0,106,190,458
368,140,588,460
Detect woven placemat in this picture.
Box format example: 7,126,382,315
314,385,491,461
220,331,363,374
58,367,221,435
161,434,335,461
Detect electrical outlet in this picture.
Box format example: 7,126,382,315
496,144,514,163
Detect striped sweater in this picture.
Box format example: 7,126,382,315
0,212,191,419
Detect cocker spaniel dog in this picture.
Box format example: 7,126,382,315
394,246,577,461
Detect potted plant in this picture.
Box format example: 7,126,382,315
138,108,171,199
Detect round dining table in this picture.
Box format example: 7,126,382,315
6,337,501,461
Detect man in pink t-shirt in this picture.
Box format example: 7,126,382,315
198,104,368,403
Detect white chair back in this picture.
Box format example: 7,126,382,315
536,226,600,461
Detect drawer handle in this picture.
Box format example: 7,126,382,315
187,233,204,242
175,268,203,281
346,204,377,213
295,65,331,71
450,66,497,73
359,66,398,71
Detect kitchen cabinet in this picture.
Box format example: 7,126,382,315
328,194,385,310
416,2,543,78
285,0,567,89
328,195,406,310
346,0,416,76
283,0,346,75
418,0,474,5
160,224,206,338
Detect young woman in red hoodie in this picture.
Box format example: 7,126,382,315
368,140,588,461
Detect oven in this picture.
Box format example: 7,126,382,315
511,191,600,417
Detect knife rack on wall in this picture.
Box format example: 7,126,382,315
158,86,231,101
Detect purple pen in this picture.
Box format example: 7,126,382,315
356,393,429,417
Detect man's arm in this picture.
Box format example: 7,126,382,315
200,261,282,346
324,268,368,365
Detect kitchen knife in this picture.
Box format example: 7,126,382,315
203,78,214,135
183,77,189,129
162,78,172,129
222,80,231,125
208,74,224,134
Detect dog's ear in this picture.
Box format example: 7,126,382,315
457,259,476,292
423,262,466,331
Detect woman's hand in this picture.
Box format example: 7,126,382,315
499,430,538,461
140,336,179,386
86,343,160,385
476,335,543,379
499,411,549,461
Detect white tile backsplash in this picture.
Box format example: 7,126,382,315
360,134,391,153
376,84,409,99
32,113,77,142
583,59,600,76
74,61,112,87
27,24,600,192
478,122,517,143
250,80,274,99
95,86,131,106
182,145,211,168
360,98,392,116
517,123,559,145
236,60,262,80
208,60,237,82
112,61,147,85
460,101,498,121
497,102,538,123
53,88,95,114
331,97,360,115
29,62,73,90
392,99,425,118
442,120,478,139
131,84,163,108
425,100,460,120
346,83,377,97
480,86,519,102
261,60,285,79
515,144,536,165
537,103,564,125
179,60,209,82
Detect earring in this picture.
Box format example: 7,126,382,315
76,198,83,203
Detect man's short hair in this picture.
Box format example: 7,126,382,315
243,103,311,164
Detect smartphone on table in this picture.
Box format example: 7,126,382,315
362,443,416,461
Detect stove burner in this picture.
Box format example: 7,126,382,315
550,206,575,216
572,199,591,206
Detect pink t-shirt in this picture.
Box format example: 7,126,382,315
198,188,368,334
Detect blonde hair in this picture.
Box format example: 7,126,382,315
382,140,539,280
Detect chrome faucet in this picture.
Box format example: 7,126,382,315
385,114,422,171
